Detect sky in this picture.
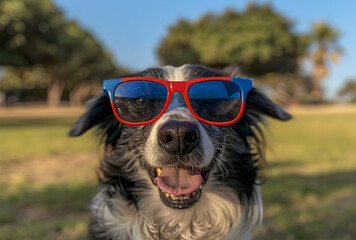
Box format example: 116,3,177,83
53,0,356,99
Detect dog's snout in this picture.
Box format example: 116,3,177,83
158,121,200,157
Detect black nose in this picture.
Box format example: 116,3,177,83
158,121,200,157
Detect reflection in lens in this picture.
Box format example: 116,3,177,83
188,81,242,122
114,81,168,123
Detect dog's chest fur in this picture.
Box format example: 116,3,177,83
92,181,259,240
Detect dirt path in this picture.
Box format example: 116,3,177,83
0,153,99,187
0,106,86,118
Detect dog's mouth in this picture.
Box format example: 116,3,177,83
149,166,209,209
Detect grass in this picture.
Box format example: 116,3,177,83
0,117,98,239
254,112,356,240
0,108,355,239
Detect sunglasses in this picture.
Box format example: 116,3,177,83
103,77,252,126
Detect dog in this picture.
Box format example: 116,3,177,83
69,64,291,240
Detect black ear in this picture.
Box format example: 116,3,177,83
69,94,123,146
231,89,291,152
245,89,292,121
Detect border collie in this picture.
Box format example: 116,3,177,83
70,64,291,240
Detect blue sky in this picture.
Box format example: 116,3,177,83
53,0,356,99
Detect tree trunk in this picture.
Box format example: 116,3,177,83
311,84,323,103
69,84,92,106
311,64,327,103
47,79,64,106
311,46,328,103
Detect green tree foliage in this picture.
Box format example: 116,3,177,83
0,0,120,105
0,65,49,91
157,4,342,104
157,4,302,77
0,0,66,66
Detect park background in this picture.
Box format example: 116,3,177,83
0,0,355,239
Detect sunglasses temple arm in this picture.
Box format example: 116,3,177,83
233,78,253,101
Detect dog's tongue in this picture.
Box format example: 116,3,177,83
154,167,203,195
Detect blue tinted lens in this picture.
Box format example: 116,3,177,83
114,81,168,123
188,81,242,122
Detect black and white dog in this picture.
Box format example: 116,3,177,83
70,64,291,240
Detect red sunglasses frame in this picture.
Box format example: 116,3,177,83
103,76,252,126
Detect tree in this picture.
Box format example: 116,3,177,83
0,0,120,106
0,0,71,105
157,20,200,67
0,65,49,91
308,22,341,102
45,20,118,106
157,4,343,104
157,4,302,77
338,78,356,103
0,0,66,66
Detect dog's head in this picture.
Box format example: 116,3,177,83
70,64,291,212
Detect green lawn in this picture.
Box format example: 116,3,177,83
255,112,356,240
0,111,355,239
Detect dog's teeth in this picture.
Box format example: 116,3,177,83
162,190,196,200
199,185,203,189
157,168,162,176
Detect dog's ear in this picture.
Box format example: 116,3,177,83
220,64,291,120
245,89,292,121
220,65,291,120
69,94,123,146
233,89,291,153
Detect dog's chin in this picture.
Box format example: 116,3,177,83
147,165,210,209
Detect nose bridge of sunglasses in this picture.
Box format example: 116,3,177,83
169,81,186,93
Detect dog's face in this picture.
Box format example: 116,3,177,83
70,64,291,213
112,100,222,209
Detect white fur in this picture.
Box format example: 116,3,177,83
92,170,262,240
144,107,214,166
163,65,190,81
